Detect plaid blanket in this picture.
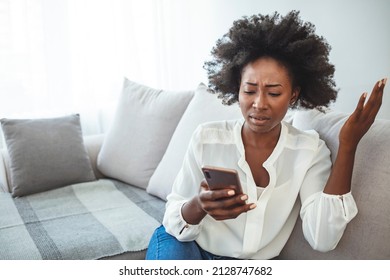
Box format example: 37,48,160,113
0,179,165,260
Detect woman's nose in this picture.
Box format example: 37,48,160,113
252,93,268,109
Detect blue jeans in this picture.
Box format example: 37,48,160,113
145,225,237,260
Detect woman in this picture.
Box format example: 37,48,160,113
146,11,386,260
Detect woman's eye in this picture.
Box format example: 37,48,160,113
269,93,281,97
244,91,256,94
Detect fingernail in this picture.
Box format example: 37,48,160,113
378,80,382,88
240,195,248,201
363,92,367,98
227,190,235,196
249,204,257,209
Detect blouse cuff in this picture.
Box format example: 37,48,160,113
320,191,358,221
176,202,203,240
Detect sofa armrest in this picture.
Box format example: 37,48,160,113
83,134,105,179
0,149,10,192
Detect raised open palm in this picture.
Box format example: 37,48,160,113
339,78,387,149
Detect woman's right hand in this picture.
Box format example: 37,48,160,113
181,180,256,225
196,180,256,221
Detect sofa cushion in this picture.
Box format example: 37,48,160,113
146,83,243,200
97,78,194,189
0,114,96,197
280,109,390,259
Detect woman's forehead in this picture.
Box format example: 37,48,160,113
241,57,292,85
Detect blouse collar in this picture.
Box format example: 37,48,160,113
234,119,288,167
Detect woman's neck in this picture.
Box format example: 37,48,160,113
241,122,282,149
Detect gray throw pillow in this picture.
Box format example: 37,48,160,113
0,114,96,197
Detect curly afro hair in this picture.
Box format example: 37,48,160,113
204,10,338,110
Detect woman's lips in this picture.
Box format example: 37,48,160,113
249,115,270,125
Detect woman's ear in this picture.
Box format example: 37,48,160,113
290,87,300,104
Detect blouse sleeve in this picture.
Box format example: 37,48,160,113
299,139,358,252
162,126,205,241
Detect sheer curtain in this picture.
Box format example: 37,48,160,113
3,0,387,149
0,0,213,147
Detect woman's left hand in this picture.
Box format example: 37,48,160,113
339,78,387,150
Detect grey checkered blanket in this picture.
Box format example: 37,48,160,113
0,179,164,260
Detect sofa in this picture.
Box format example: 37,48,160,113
0,78,389,260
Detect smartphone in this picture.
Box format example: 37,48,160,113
201,165,243,194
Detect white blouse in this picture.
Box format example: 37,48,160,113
163,119,358,259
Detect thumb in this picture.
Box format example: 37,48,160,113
200,179,210,191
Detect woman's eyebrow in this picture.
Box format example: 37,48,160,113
245,82,258,86
265,83,283,88
244,82,283,88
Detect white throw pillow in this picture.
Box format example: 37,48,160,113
97,78,194,189
292,109,346,162
146,83,243,200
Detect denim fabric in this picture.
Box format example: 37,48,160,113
145,225,237,260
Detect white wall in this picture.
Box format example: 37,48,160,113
163,0,390,118
1,0,388,123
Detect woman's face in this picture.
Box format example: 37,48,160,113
239,56,299,136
